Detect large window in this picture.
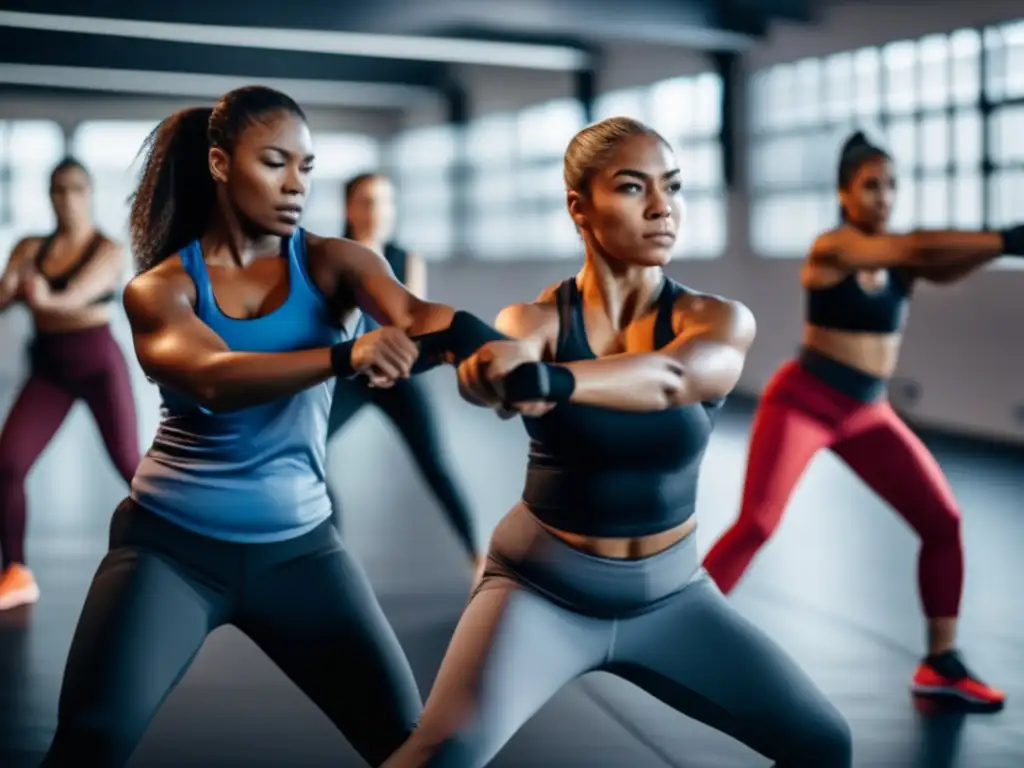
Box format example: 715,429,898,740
306,132,380,238
985,20,1024,268
750,22,1022,268
389,125,459,260
516,99,587,259
463,99,585,261
464,112,520,260
0,121,65,265
71,121,157,246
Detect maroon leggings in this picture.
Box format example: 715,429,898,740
0,325,140,568
703,359,963,619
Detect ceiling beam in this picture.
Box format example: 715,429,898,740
336,0,763,51
0,64,438,109
0,10,591,71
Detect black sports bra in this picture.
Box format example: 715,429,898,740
520,277,724,538
34,231,116,305
806,268,911,333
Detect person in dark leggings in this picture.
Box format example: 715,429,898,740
382,117,852,768
703,131,1023,713
328,173,479,567
0,157,138,611
41,85,510,768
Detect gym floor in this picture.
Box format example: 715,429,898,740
1,372,1021,767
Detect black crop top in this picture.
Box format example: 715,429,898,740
521,277,724,538
805,268,911,333
34,231,115,305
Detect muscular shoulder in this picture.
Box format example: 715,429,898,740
806,227,856,285
304,231,390,297
122,255,197,328
305,232,381,270
674,291,756,350
495,279,562,336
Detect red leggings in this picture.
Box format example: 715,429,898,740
703,359,963,619
0,325,140,568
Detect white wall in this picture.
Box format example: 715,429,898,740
418,0,1024,445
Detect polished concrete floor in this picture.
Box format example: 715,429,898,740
0,366,1022,767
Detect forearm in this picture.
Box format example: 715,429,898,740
913,251,997,284
559,353,687,412
906,230,1004,265
0,275,20,311
412,310,508,374
175,348,335,412
47,273,121,311
407,300,454,337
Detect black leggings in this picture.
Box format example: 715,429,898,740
327,376,477,557
42,499,422,767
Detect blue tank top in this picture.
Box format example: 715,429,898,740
131,230,343,543
520,277,724,537
806,268,911,333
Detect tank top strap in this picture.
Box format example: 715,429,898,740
178,239,216,319
286,229,333,311
553,277,595,361
58,231,107,283
653,277,689,348
33,233,57,269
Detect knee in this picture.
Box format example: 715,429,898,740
734,505,781,548
789,708,852,768
922,503,962,546
0,447,28,485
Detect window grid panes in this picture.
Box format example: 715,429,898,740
388,124,461,261
464,73,726,261
749,25,999,262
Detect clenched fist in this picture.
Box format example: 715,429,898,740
352,327,420,388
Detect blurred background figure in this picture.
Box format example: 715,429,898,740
328,173,480,569
0,158,136,611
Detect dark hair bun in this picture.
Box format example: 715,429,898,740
841,130,873,155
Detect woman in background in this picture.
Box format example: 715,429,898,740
0,157,137,611
703,131,1024,712
328,172,480,569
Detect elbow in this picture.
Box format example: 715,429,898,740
168,359,235,413
654,355,690,409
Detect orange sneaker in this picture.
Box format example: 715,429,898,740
912,650,1005,713
0,564,40,610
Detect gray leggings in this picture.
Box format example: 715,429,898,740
384,505,852,767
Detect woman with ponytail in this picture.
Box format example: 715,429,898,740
703,130,1024,712
327,172,480,570
42,85,507,767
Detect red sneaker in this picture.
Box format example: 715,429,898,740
911,651,1005,713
